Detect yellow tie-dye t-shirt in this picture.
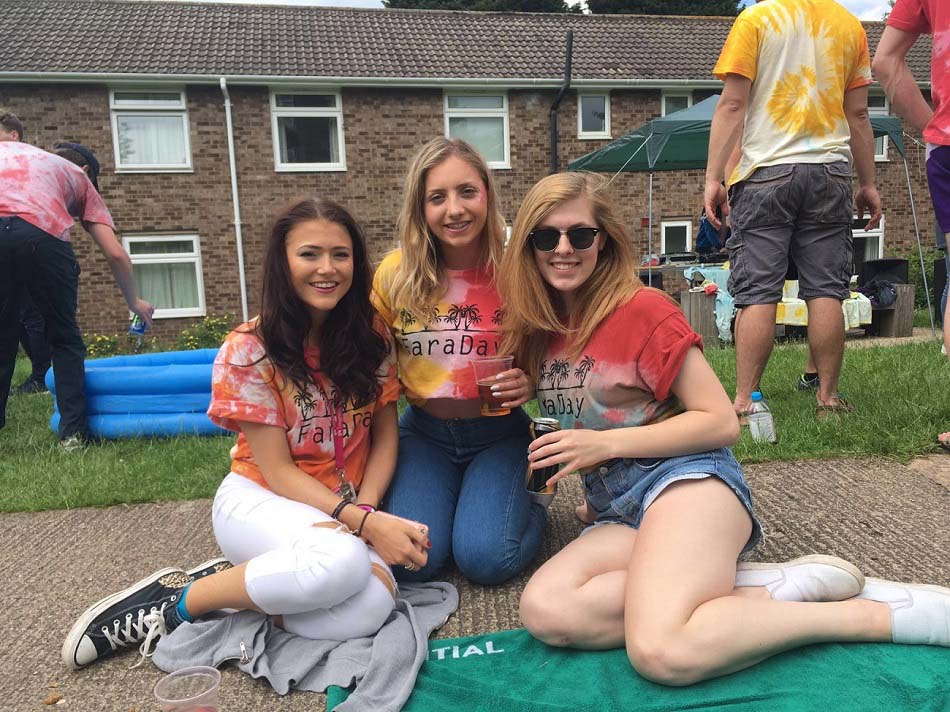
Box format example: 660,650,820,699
713,0,872,185
372,251,503,405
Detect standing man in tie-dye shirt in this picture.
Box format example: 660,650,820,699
704,0,881,421
873,0,950,449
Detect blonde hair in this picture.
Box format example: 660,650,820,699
389,137,506,321
499,172,642,383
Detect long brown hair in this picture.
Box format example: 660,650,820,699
499,172,642,383
388,137,506,322
255,197,388,407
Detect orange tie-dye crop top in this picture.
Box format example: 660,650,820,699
372,250,503,405
714,0,872,185
207,321,399,492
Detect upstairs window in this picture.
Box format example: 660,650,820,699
661,91,692,117
110,90,192,171
271,92,346,171
868,93,889,161
578,94,611,139
445,93,510,169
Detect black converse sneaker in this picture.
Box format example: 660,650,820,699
185,557,232,580
61,568,192,670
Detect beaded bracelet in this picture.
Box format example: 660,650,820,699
356,504,376,513
355,509,374,538
331,499,353,521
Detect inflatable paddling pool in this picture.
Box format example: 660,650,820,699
46,349,228,439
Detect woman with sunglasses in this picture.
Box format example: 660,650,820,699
62,198,430,670
372,137,546,585
500,172,950,685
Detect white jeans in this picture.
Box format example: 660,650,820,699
211,473,395,640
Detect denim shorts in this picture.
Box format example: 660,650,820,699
581,447,762,554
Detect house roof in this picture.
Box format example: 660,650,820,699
1,0,933,86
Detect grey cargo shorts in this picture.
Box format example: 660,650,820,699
726,162,854,306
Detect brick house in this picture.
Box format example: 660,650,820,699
1,0,935,338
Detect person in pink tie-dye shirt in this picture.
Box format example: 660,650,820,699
500,172,949,686
373,137,545,585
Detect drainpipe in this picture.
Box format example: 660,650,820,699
220,77,249,322
549,30,574,174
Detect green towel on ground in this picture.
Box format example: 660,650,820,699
327,627,950,711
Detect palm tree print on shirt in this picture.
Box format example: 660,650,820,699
538,355,596,391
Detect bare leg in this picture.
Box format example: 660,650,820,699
519,524,770,650
734,304,778,414
623,478,890,686
184,563,261,616
805,297,846,406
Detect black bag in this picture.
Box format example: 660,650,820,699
859,279,897,308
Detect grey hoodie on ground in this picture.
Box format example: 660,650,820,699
153,581,459,712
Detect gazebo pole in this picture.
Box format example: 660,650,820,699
648,172,654,285
903,154,936,335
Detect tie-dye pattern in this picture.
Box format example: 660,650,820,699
888,0,950,146
0,142,113,240
372,251,503,404
207,321,399,492
714,0,872,185
535,290,702,432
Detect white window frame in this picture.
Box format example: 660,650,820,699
270,90,347,172
660,220,692,254
661,90,693,117
577,93,611,139
122,234,206,319
868,93,889,162
109,89,192,172
853,214,885,261
443,92,511,169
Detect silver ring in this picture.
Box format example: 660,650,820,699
404,561,416,572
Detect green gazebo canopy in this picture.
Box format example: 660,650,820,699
568,94,905,173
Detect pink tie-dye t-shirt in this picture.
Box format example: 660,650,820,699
536,289,702,431
888,0,950,146
0,142,113,240
373,251,503,404
207,321,399,492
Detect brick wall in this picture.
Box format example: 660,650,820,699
1,82,935,339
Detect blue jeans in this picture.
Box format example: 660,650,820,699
383,406,545,585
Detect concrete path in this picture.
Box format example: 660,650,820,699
5,457,948,711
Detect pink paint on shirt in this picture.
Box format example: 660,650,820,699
889,0,950,145
0,142,113,240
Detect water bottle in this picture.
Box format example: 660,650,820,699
747,391,777,443
129,315,148,351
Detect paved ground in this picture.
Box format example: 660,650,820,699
5,457,948,711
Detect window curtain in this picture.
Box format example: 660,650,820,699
117,115,187,166
133,263,199,310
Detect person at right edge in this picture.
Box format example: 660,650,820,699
872,0,950,451
704,0,882,422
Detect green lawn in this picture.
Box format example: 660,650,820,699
2,340,949,513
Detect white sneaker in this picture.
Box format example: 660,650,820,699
735,554,865,602
858,578,950,646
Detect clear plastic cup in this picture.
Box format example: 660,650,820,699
153,666,221,712
470,356,514,417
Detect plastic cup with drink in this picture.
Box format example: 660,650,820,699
153,666,221,712
470,355,514,417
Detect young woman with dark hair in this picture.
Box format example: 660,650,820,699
61,197,430,670
500,172,949,687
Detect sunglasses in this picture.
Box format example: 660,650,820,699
529,227,599,252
